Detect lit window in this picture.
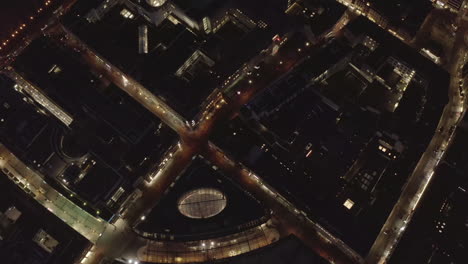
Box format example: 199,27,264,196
343,199,354,210
120,9,134,19
48,64,62,74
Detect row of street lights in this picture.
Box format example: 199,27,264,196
1,0,53,51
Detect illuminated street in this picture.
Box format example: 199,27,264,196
203,142,365,264
2,7,364,264
0,144,108,243
47,24,190,136
366,7,468,264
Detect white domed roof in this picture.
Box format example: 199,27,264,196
178,188,227,219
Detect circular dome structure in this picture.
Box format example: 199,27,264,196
178,188,227,219
146,0,167,7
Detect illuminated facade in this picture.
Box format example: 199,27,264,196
175,50,215,81
138,24,148,54
4,69,73,126
213,9,258,34
146,0,168,7
431,0,465,13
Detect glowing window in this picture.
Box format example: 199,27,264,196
343,199,354,210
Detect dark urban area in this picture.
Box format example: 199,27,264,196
0,0,467,264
